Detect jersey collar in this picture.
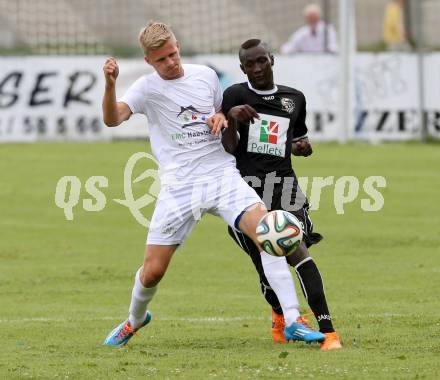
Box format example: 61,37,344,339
247,81,278,95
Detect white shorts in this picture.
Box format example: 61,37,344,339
146,173,263,245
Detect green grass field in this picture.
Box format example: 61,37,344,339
0,142,439,379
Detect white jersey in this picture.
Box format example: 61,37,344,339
120,64,237,185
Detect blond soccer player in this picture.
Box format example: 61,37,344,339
102,22,324,347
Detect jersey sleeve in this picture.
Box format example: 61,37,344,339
119,77,146,114
292,93,308,141
222,85,242,117
208,68,223,113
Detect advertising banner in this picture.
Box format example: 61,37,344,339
1,54,439,142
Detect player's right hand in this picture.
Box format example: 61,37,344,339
227,105,260,124
103,57,119,86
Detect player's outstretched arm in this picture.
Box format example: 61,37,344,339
292,137,313,157
102,57,132,127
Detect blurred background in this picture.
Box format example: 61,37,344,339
0,0,439,142
0,0,439,55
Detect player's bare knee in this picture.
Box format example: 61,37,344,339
140,266,164,287
139,259,166,286
239,202,267,238
286,241,310,267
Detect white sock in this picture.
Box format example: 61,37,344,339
128,267,157,329
260,251,300,326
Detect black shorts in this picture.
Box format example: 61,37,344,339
284,202,323,248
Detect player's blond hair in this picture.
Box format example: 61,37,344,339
138,21,176,55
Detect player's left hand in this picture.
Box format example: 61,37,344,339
207,112,228,136
292,138,312,157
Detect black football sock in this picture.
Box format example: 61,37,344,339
260,280,283,315
295,259,335,333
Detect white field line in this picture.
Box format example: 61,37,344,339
0,316,268,324
0,313,412,324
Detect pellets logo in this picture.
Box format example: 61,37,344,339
260,119,279,144
248,113,289,157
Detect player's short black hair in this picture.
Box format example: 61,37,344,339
239,39,271,62
241,38,262,50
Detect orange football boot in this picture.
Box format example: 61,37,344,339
320,332,342,351
271,310,286,343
